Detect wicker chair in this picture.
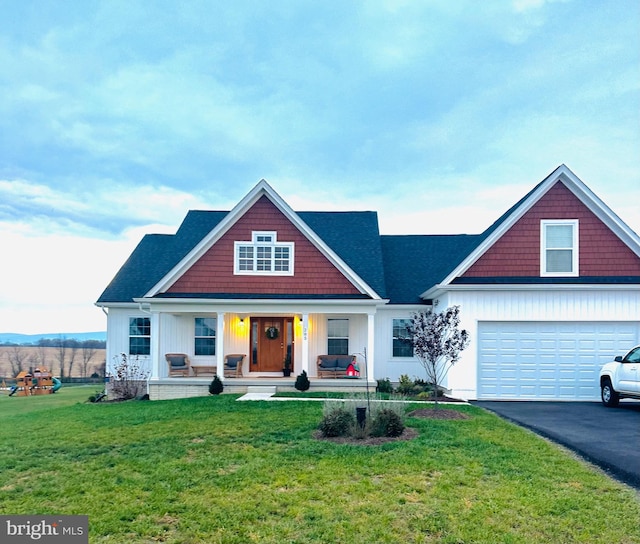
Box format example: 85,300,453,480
165,353,191,377
224,354,245,378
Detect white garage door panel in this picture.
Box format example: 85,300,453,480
478,322,638,400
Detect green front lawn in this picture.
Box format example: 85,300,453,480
0,391,638,543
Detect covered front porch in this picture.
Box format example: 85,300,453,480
148,376,376,401
140,298,383,400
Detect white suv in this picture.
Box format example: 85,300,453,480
599,346,640,406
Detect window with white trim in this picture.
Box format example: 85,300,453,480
541,220,579,277
327,318,349,355
129,317,151,356
194,317,216,356
392,319,413,358
234,231,294,275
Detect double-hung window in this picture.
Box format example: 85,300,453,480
541,220,579,277
327,318,349,355
234,231,294,275
129,317,151,356
194,317,216,356
392,319,413,358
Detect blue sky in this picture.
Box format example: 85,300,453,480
1,0,638,334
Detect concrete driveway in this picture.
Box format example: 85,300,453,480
473,401,640,490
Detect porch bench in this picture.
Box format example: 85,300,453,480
316,355,357,378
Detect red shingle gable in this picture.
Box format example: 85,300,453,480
462,181,640,277
166,195,362,295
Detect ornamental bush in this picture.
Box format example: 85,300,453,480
319,402,355,437
376,377,393,394
370,407,405,437
295,370,310,391
319,397,407,439
209,376,224,395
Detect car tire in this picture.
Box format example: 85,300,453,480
601,381,620,407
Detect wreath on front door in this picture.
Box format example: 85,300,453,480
265,326,279,340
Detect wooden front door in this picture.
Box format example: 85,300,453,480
250,317,294,372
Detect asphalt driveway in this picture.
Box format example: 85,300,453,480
473,401,640,490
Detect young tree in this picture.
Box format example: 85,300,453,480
407,305,470,407
66,339,80,377
7,345,28,376
55,336,68,379
80,340,100,378
31,340,50,372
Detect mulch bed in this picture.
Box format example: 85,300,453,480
314,407,470,445
313,427,419,446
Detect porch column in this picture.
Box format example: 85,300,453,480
301,313,309,373
150,312,160,380
366,313,375,381
216,312,225,381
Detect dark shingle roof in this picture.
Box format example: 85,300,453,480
97,211,228,303
298,211,387,298
380,235,481,304
97,209,388,303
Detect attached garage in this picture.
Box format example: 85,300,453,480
477,322,639,400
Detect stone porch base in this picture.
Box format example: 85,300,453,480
148,377,375,401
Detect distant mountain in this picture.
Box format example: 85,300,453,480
0,331,107,345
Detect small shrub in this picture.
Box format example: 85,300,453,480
370,408,405,437
376,378,393,394
396,374,418,396
350,418,371,440
319,403,355,437
209,376,223,395
415,382,446,400
108,354,150,400
88,390,107,403
295,370,310,391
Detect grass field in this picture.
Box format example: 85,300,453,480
1,388,639,543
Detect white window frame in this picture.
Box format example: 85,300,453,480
128,317,151,356
327,318,350,355
392,318,414,358
234,231,294,276
194,317,217,356
540,219,579,277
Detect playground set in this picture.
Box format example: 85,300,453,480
6,368,62,396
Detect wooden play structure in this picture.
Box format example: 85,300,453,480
10,368,61,396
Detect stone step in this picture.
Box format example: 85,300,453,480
237,385,278,400
246,386,277,395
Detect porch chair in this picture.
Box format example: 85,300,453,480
224,354,245,378
165,353,191,377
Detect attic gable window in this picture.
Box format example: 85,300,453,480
541,220,579,277
234,231,294,276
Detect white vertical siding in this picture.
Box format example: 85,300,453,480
105,308,152,376
447,288,640,400
373,307,427,382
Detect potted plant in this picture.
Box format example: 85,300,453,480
283,354,292,377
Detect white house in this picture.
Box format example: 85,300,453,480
97,165,640,401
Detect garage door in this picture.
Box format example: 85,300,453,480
478,322,638,400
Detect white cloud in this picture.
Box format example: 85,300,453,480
0,0,638,333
